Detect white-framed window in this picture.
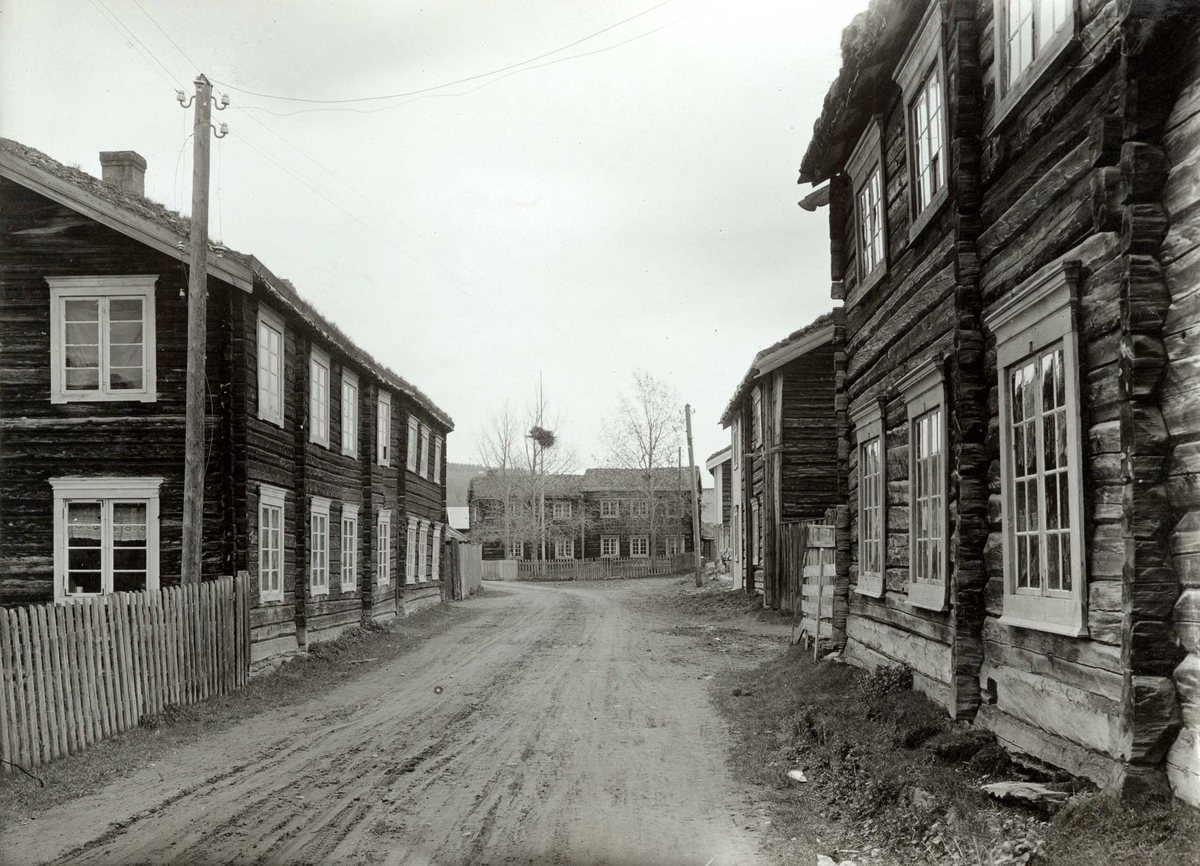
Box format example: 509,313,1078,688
732,504,741,563
377,391,392,466
341,369,359,459
552,501,573,519
419,425,430,479
665,536,682,556
600,536,619,559
852,397,886,598
256,305,285,426
600,500,619,519
310,497,330,597
257,484,286,603
993,0,1075,127
418,520,429,582
985,261,1085,636
430,523,442,581
630,536,649,558
751,500,760,567
510,539,524,560
406,517,418,583
341,504,359,592
896,1,949,238
48,276,157,403
51,477,162,602
846,119,887,287
631,500,649,518
309,347,330,447
433,435,443,483
377,510,392,586
731,419,741,469
407,415,419,473
554,538,575,560
899,360,947,611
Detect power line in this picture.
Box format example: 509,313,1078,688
212,0,679,105
239,3,708,118
128,0,203,74
86,0,183,91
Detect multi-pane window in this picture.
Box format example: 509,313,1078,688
987,262,1085,634
858,169,886,278
258,485,285,602
1011,348,1072,595
419,425,430,479
510,539,524,560
341,506,358,592
407,416,419,472
553,501,573,519
909,66,944,215
310,498,330,596
631,500,649,518
341,371,359,458
418,521,429,581
377,510,391,586
1003,0,1070,90
49,276,157,402
630,536,649,558
751,501,760,566
900,361,946,610
554,539,575,560
859,436,884,594
665,536,682,556
431,524,442,581
51,477,162,601
257,307,285,425
600,536,619,558
433,436,443,483
600,500,619,519
911,409,944,585
751,387,763,447
732,505,740,563
406,518,418,583
310,348,330,447
377,392,391,465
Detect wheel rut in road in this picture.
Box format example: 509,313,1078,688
4,580,769,866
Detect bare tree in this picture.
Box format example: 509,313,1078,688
603,371,686,561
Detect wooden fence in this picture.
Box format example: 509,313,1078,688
447,543,483,600
0,574,250,776
481,560,519,582
514,553,693,582
780,519,835,655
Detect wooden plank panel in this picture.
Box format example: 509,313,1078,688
15,607,34,768
156,592,169,711
101,598,120,735
39,605,64,759
123,594,140,727
90,599,113,739
0,611,15,774
45,604,69,758
107,596,126,733
144,592,159,715
168,587,181,705
20,607,49,766
57,605,83,754
73,602,97,746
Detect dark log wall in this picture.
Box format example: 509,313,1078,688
0,180,229,605
364,380,399,622
402,401,449,592
1161,16,1200,808
579,491,693,560
779,341,839,523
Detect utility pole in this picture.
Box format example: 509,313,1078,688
685,404,703,588
179,74,227,585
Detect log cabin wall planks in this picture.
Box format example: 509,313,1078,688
803,0,1200,801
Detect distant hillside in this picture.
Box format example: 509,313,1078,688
447,462,487,506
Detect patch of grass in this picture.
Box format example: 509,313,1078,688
0,603,474,831
711,644,1200,866
658,577,795,624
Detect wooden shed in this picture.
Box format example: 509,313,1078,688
0,138,453,663
719,313,843,607
799,0,1200,802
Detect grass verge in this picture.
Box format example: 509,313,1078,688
0,602,477,832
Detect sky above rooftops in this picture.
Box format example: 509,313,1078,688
0,0,866,465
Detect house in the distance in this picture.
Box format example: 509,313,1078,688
706,446,732,575
720,313,842,606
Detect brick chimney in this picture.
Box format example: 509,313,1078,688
98,151,147,196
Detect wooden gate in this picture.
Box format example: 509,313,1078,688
780,518,836,655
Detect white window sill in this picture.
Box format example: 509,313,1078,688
258,414,285,429
907,187,949,246
998,614,1087,638
52,392,156,404
309,587,329,598
259,593,284,605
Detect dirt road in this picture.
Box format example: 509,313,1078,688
1,579,777,866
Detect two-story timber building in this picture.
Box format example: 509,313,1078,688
799,0,1200,803
0,138,453,662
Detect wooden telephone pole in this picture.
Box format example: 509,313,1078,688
180,74,226,585
685,404,703,588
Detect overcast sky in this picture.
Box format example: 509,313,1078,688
0,0,864,472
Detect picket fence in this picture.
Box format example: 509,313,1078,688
513,552,694,582
0,574,250,776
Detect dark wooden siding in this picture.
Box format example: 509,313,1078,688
779,341,839,523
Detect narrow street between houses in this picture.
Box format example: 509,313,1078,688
0,580,784,866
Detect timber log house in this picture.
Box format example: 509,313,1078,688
705,446,732,573
469,467,698,562
0,138,453,662
798,0,1200,803
720,313,842,606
